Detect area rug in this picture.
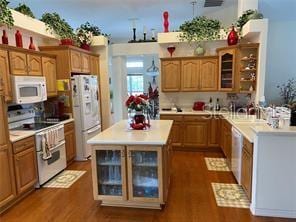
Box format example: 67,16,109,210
211,183,250,208
43,170,86,188
205,158,230,171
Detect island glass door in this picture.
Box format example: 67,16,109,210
127,146,162,202
94,146,126,200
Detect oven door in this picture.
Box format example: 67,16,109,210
14,82,47,104
36,141,66,186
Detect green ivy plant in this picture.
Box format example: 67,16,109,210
14,3,35,18
236,9,263,30
78,22,110,39
179,16,221,43
0,0,14,28
40,12,75,40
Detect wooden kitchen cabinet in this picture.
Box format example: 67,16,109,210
183,116,208,149
42,57,57,97
0,94,17,209
217,48,236,92
10,51,42,76
221,119,232,167
9,51,27,75
81,53,90,73
181,59,200,91
90,55,100,75
241,138,253,200
27,54,42,76
160,115,183,147
208,116,221,148
65,122,76,164
199,58,218,91
13,146,38,195
70,50,82,73
0,49,12,101
161,59,181,92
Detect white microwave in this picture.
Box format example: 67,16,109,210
11,76,47,104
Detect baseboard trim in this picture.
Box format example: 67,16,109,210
251,207,296,219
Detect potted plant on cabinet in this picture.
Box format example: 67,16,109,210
0,0,14,27
14,3,35,18
41,12,75,45
77,22,110,48
76,26,93,50
179,16,221,55
236,9,263,30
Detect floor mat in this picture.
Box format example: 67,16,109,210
211,183,250,208
43,170,86,188
205,157,230,171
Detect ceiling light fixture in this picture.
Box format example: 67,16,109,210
191,1,198,18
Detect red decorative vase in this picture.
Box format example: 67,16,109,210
80,43,90,51
29,37,36,50
15,30,23,48
2,30,8,45
227,26,238,46
163,11,169,32
60,38,73,46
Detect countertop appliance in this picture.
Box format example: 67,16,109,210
11,76,47,104
71,75,101,160
231,127,243,184
193,102,205,111
8,107,67,187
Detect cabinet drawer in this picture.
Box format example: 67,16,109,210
12,136,35,154
183,115,210,122
243,138,253,155
160,115,183,122
64,122,75,133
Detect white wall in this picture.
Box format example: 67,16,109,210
259,0,296,104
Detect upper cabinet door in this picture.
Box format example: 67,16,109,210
9,51,28,75
161,60,181,92
181,59,200,91
42,57,57,97
90,56,100,75
218,49,236,91
199,58,218,91
0,50,12,101
27,54,42,76
81,54,90,73
70,50,82,73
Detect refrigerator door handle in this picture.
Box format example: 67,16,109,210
87,125,101,134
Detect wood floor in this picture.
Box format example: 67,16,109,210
1,151,295,222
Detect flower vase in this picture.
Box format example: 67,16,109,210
194,43,205,56
29,37,36,50
227,26,238,46
163,11,169,32
15,30,23,48
134,111,145,124
2,30,8,45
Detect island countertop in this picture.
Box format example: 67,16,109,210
87,120,173,145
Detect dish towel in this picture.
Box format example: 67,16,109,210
42,134,52,160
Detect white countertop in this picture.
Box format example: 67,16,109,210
159,110,228,116
87,120,173,146
9,118,75,143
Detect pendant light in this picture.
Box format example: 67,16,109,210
146,58,159,77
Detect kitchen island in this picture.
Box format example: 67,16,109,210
87,120,173,209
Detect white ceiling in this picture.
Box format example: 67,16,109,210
9,0,238,43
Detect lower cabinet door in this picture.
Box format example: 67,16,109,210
14,147,37,194
93,146,127,201
65,129,76,163
241,148,253,200
0,144,16,208
127,146,163,203
183,121,208,148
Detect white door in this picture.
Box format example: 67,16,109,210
89,76,100,125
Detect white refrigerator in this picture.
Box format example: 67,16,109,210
71,75,101,160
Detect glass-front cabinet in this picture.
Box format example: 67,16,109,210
92,145,164,204
218,48,236,91
127,146,162,202
92,146,127,201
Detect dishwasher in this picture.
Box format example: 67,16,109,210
231,127,243,184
